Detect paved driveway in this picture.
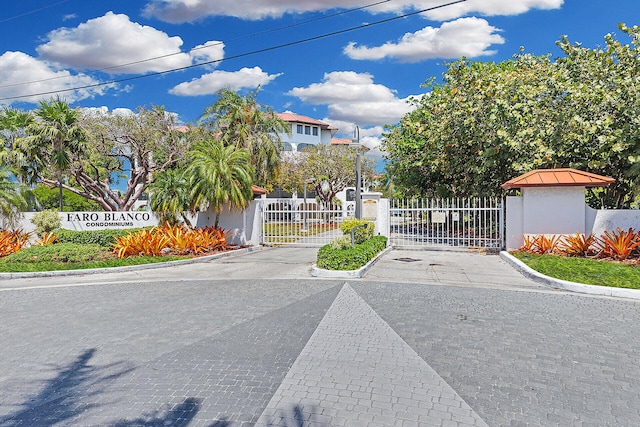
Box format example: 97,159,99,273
1,247,639,426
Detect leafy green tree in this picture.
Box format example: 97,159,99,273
384,24,640,207
186,138,254,228
384,54,560,198
0,166,27,229
552,24,640,207
19,99,86,211
76,105,191,211
32,185,101,212
200,89,289,188
290,144,374,208
0,108,35,185
147,167,194,226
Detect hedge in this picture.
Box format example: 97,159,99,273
317,235,387,270
54,228,148,248
2,243,108,263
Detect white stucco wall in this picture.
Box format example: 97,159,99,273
505,186,640,249
590,209,640,237
522,187,586,235
505,196,524,250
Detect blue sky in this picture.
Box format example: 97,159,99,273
1,0,639,156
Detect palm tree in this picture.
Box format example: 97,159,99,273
200,88,289,187
0,108,35,186
21,99,86,211
187,138,254,228
0,167,27,230
147,168,194,226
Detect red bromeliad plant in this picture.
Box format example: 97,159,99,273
37,232,58,246
0,229,30,257
558,233,596,257
593,227,640,261
518,235,538,252
112,223,232,258
523,234,561,254
112,229,170,258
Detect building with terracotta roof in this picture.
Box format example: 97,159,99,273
277,112,338,152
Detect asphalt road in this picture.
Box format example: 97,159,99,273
1,247,639,426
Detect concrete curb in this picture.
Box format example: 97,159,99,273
500,251,640,300
310,245,394,279
0,245,265,280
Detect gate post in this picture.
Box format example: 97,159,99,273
361,192,389,238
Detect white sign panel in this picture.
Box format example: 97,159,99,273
61,211,159,231
431,211,447,224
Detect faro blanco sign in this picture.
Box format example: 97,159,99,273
62,211,159,230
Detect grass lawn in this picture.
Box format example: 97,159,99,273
511,251,640,290
263,222,339,243
0,242,192,273
0,254,190,273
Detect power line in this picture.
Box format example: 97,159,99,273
0,0,71,24
0,0,392,90
0,0,467,102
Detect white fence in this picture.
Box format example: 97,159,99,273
260,199,345,246
390,198,504,249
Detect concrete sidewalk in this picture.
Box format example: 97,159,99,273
0,246,548,293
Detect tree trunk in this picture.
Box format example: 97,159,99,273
58,172,63,212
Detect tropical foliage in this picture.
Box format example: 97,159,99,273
0,229,30,257
72,105,191,211
32,185,101,212
19,98,87,211
112,223,230,258
186,138,254,227
0,166,27,229
200,88,288,188
383,24,640,208
147,167,193,226
278,144,374,208
518,228,640,262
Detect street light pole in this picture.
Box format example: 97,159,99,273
301,179,308,232
353,126,362,220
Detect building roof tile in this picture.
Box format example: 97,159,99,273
277,112,337,130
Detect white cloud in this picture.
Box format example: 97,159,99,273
189,41,225,68
36,12,192,74
142,0,562,22
0,51,113,105
421,0,564,21
344,17,504,62
169,66,281,96
326,118,386,151
287,71,417,126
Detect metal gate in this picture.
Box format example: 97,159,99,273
260,199,345,246
390,197,504,249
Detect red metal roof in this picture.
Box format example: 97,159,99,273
502,168,615,190
252,185,268,195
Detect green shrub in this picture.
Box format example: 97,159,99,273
2,243,110,264
54,228,148,247
32,185,101,211
31,209,61,237
340,218,374,244
329,235,352,250
317,235,387,270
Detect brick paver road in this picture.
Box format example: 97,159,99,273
1,248,639,426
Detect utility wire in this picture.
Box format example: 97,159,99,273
0,0,466,102
0,0,392,90
0,0,71,24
